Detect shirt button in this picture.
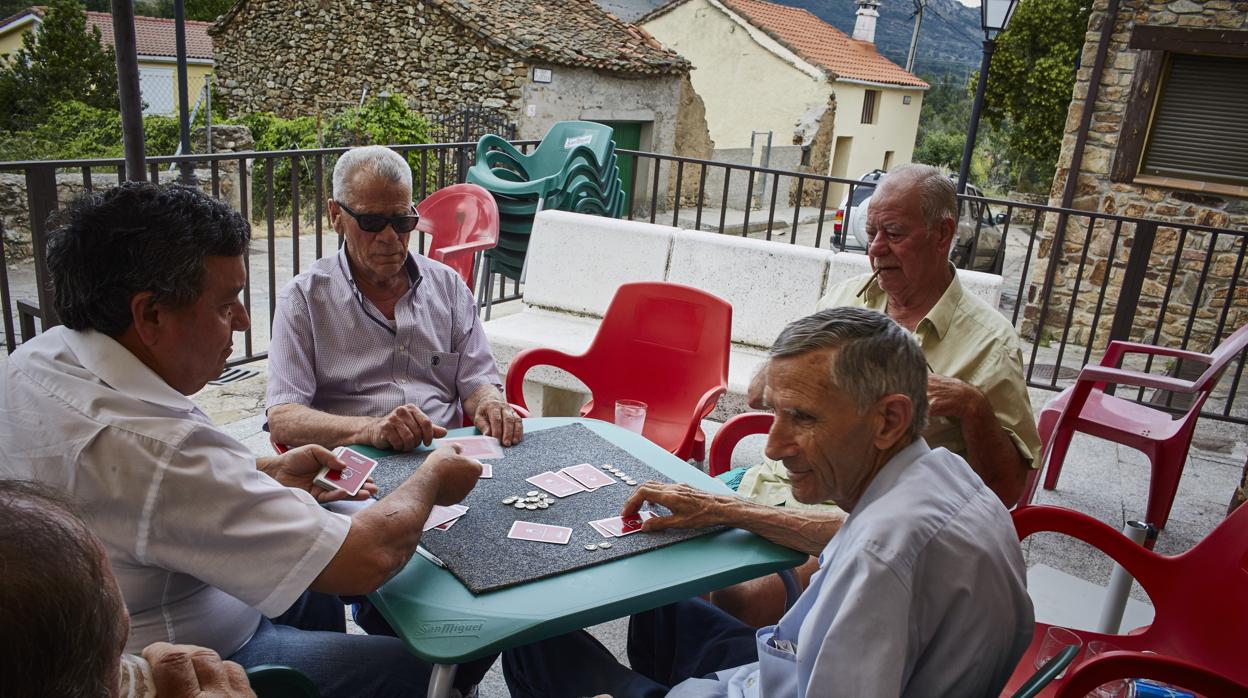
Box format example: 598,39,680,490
398,345,406,353
398,378,408,385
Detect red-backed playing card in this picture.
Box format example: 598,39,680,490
433,504,468,531
560,463,615,490
314,447,378,496
590,511,656,537
423,504,467,532
526,471,587,498
437,436,504,459
479,463,493,479
507,521,572,545
589,520,614,538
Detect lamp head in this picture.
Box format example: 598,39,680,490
981,0,1019,40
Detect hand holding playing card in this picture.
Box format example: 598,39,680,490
419,444,483,506
270,445,378,503
620,482,729,533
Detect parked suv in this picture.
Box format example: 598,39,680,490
835,170,1006,275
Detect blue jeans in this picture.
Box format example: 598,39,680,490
228,592,493,698
501,598,759,698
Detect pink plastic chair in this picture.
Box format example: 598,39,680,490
505,282,731,462
1057,652,1248,697
998,503,1248,696
415,183,499,293
1035,323,1248,530
708,412,774,477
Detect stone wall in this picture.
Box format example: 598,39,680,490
1025,0,1248,351
212,1,527,119
666,72,715,209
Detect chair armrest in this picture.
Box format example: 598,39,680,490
678,384,727,461
1057,653,1248,698
503,347,588,413
1012,506,1166,590
708,412,774,477
474,134,523,168
430,239,497,263
1077,364,1199,394
1101,339,1214,369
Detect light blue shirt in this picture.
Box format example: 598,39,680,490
671,440,1034,698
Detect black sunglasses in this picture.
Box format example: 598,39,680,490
336,201,420,234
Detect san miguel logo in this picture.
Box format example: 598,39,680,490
416,619,486,638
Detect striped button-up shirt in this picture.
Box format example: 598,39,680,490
266,248,501,429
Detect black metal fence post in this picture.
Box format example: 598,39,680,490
1107,220,1157,346
25,164,60,329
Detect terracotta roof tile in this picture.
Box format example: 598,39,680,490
650,0,927,89
214,0,688,76
6,8,214,60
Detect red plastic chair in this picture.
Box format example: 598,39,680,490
998,503,1248,696
1057,652,1248,697
1035,323,1248,530
415,183,499,293
708,412,774,477
505,282,731,462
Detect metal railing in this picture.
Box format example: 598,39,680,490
2,143,1246,424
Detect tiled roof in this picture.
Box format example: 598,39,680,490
214,0,689,76
643,0,927,89
2,7,214,60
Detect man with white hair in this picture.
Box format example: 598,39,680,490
267,145,522,450
721,163,1041,626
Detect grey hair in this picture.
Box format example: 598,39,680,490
879,163,957,233
769,306,929,440
332,145,413,204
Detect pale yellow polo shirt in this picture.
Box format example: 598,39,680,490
737,269,1042,509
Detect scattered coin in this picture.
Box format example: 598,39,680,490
526,491,540,497
584,543,598,551
625,479,638,486
513,502,526,509
600,464,614,470
502,496,518,505
525,503,538,510
537,501,549,509
598,542,612,549
524,496,538,503
616,473,630,479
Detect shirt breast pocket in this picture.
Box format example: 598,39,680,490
427,351,461,396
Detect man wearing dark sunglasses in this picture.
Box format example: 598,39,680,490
266,145,522,454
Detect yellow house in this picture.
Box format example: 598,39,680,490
641,0,928,202
0,7,214,116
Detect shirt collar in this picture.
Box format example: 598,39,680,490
60,327,200,414
334,246,422,291
861,262,963,340
848,437,932,516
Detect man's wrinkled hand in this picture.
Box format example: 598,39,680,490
620,482,729,533
141,642,254,698
276,445,378,503
473,398,523,447
926,373,984,420
368,404,447,451
420,443,483,506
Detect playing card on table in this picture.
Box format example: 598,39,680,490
479,463,493,479
590,511,656,537
589,519,615,538
313,447,378,497
507,521,573,545
433,504,468,531
423,504,468,532
437,435,504,459
526,471,587,498
559,463,615,490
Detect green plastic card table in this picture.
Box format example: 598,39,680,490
361,417,805,697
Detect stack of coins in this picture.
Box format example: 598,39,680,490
502,491,552,510
600,464,638,486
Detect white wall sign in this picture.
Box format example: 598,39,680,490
532,67,553,83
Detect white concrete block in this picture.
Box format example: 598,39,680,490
523,210,676,317
667,231,833,349
826,251,873,290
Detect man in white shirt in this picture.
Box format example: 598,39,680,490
0,182,487,697
502,307,1034,697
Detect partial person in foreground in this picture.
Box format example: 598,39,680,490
0,479,254,698
718,162,1042,626
502,307,1035,697
266,145,521,451
0,182,489,697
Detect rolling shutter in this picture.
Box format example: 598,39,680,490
1141,54,1248,186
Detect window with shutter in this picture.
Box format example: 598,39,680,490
1140,54,1248,186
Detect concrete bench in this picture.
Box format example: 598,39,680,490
484,210,1003,421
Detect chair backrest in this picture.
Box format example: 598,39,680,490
1197,322,1248,391
1056,652,1248,698
1014,503,1248,685
246,664,320,698
416,184,500,291
708,412,775,476
577,282,732,452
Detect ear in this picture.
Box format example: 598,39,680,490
327,198,343,231
128,291,163,348
871,394,914,451
933,215,957,252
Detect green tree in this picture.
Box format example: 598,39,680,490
0,0,118,132
981,0,1091,192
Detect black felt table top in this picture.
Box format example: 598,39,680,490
371,422,721,594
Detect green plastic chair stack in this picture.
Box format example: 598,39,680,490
467,121,625,282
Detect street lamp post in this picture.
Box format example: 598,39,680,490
956,0,1019,194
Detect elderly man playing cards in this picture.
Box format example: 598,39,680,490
265,145,521,452
502,307,1034,698
0,183,489,697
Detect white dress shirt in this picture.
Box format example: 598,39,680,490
672,439,1034,698
0,327,350,656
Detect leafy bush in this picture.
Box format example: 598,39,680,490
0,101,182,161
